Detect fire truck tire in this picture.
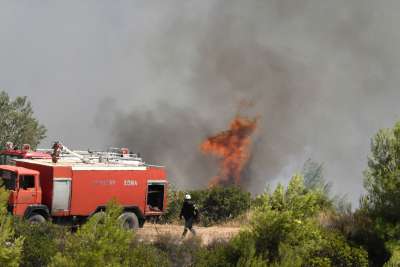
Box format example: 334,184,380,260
119,212,139,230
28,213,46,224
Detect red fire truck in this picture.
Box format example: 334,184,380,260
0,146,168,229
0,142,51,165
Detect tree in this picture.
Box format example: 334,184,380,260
0,91,46,149
361,121,400,264
363,122,400,239
302,159,331,194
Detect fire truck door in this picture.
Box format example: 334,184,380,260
52,178,71,213
16,175,37,204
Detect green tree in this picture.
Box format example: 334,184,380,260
363,122,400,239
0,188,23,267
361,121,400,265
302,159,331,194
0,91,46,149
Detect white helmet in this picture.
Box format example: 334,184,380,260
185,194,191,200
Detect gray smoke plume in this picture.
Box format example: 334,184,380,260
109,1,400,203
1,1,400,203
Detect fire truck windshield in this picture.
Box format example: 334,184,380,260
0,154,22,165
0,170,16,190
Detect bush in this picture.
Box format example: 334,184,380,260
195,234,267,267
14,220,67,267
125,241,170,267
50,200,169,267
0,188,23,267
329,209,390,266
153,233,202,267
248,175,368,266
161,185,251,226
190,186,251,226
159,185,185,224
384,242,400,267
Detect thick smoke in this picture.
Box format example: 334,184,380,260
109,1,400,202
1,1,400,203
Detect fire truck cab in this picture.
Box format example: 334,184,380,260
0,147,168,229
0,165,42,218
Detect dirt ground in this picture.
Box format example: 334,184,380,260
136,223,241,245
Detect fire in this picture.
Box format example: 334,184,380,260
200,115,258,187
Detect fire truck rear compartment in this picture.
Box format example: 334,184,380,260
147,184,164,211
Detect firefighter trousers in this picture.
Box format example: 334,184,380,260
182,217,196,237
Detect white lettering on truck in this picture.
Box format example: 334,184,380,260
124,180,138,186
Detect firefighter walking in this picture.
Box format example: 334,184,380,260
180,194,198,237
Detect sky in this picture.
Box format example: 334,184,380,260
1,1,400,204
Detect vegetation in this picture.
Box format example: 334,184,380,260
49,201,169,267
161,185,251,226
0,91,46,149
0,93,400,266
14,221,66,267
0,188,23,267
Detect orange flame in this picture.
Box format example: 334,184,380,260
200,115,258,187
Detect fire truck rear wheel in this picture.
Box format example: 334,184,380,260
119,212,139,230
28,213,46,224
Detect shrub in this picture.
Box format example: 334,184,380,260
153,233,202,267
161,186,251,226
159,185,185,224
329,209,390,266
190,186,251,226
249,175,368,266
14,220,67,267
50,200,169,267
0,188,23,267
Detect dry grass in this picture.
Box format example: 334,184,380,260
136,223,241,246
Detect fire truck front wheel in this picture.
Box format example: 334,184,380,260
119,212,139,230
27,213,46,224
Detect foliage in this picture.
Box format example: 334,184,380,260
14,220,67,267
161,185,251,226
361,121,400,265
193,175,368,266
0,91,46,148
124,241,170,267
190,186,252,226
383,242,400,267
153,233,202,267
329,209,390,266
302,159,331,194
0,187,24,267
195,231,267,267
159,184,185,224
249,175,368,266
50,200,169,267
363,122,400,239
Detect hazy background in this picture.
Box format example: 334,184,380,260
1,0,400,204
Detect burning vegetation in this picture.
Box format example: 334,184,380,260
200,115,258,187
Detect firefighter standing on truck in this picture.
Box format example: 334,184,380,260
180,194,198,237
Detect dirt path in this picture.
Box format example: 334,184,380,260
136,223,241,245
